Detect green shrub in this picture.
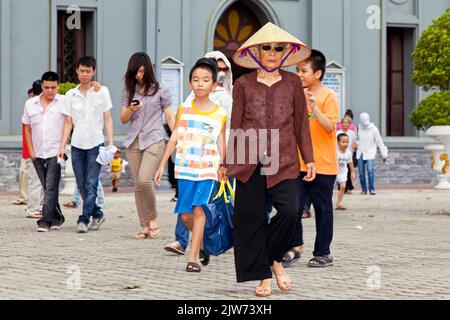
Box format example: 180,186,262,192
410,91,450,131
412,9,450,92
58,82,77,95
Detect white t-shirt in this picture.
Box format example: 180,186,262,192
63,86,113,150
337,149,353,183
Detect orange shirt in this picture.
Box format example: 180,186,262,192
300,86,339,175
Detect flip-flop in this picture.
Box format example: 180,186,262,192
134,232,150,240
12,200,27,205
149,227,161,239
335,206,347,211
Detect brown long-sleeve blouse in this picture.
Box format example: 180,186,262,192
225,70,314,188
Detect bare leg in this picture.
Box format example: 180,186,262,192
337,183,346,208
188,206,206,264
272,261,292,291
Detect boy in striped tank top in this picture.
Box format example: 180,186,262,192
155,58,228,273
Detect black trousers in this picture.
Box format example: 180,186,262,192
234,166,298,283
33,157,64,226
290,173,336,257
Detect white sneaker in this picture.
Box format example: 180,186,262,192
88,217,105,231
77,223,88,233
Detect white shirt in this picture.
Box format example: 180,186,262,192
356,124,388,160
337,149,353,178
22,95,66,159
63,86,113,150
337,129,357,153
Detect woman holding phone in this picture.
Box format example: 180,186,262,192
121,52,176,240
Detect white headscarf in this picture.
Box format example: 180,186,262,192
360,113,372,130
204,51,233,97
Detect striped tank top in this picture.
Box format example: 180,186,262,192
175,100,228,181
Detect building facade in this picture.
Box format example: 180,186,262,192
1,0,449,190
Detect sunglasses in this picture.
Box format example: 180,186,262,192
217,67,229,72
260,44,285,53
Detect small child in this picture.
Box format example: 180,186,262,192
337,117,357,194
110,150,124,192
155,58,227,273
336,133,355,210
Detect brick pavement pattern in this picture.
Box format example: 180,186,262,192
0,189,449,300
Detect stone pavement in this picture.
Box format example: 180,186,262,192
0,188,449,300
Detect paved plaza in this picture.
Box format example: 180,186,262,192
0,188,449,300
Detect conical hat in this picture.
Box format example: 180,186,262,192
233,22,311,69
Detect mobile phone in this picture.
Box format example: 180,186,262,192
131,100,140,106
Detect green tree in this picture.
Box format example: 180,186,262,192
410,9,450,130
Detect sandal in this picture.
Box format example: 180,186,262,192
275,274,292,292
149,227,161,239
186,262,201,273
199,250,210,266
12,200,27,205
282,248,302,268
164,241,186,255
336,206,347,211
308,256,334,268
26,211,43,219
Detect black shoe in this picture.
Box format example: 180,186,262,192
50,220,64,231
112,188,118,192
37,222,50,233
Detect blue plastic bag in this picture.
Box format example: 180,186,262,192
202,180,235,256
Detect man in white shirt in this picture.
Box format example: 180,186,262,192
23,72,66,232
59,56,114,233
355,113,388,195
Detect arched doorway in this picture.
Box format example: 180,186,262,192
212,0,279,81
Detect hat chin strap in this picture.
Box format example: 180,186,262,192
242,45,300,73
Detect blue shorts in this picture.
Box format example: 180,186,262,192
174,179,216,214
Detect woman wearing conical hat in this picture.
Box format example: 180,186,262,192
218,23,317,297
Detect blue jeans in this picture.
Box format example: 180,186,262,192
71,145,104,225
358,158,375,193
175,214,189,251
72,181,105,209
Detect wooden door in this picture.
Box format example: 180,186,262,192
387,28,405,137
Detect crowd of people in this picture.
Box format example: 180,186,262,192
15,22,390,297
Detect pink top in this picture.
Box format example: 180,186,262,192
337,123,358,132
22,94,66,159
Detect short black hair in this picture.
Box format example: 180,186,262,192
305,49,327,81
32,80,43,96
77,56,96,70
28,88,33,95
189,58,218,83
337,133,349,142
41,72,59,83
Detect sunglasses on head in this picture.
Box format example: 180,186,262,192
260,44,285,52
